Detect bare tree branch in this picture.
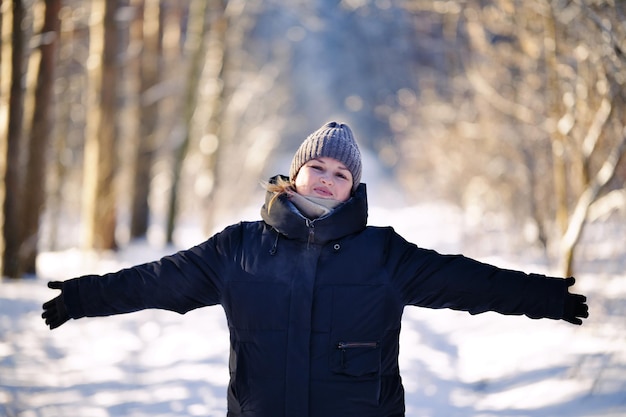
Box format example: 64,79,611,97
465,68,538,125
560,129,626,273
581,97,612,159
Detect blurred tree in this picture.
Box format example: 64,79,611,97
129,0,163,240
21,0,62,274
552,0,626,276
399,0,626,276
2,0,33,278
81,0,122,250
0,2,7,275
543,1,569,237
194,0,227,234
193,0,227,235
165,0,210,244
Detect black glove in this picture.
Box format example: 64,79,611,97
42,281,70,330
562,277,589,325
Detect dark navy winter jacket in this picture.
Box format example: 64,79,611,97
63,179,570,417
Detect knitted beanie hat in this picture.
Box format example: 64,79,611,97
289,121,362,191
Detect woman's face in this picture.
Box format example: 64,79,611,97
294,157,353,202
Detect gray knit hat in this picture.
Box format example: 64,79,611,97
289,121,362,191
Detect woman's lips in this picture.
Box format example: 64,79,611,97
313,187,332,197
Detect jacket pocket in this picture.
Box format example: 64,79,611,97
331,341,380,377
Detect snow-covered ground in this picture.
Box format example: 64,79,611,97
1,200,625,417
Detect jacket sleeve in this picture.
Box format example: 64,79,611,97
63,224,242,319
386,228,568,320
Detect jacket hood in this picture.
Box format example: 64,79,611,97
260,175,368,244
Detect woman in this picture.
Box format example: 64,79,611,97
42,121,589,417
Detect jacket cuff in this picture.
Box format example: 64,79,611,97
529,273,568,320
63,277,87,319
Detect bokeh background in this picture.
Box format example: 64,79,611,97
1,0,625,416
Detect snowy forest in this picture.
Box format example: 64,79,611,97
1,0,625,416
0,0,624,279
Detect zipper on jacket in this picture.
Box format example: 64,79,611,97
305,218,315,248
337,341,379,350
337,341,379,369
269,230,279,255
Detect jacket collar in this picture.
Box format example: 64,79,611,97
260,175,368,244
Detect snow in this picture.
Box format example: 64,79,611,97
1,197,625,417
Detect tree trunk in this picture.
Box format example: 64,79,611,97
544,7,569,237
130,0,163,240
82,0,120,250
165,0,209,244
2,0,28,278
559,133,626,276
198,0,227,235
0,1,5,275
21,0,61,274
0,0,4,82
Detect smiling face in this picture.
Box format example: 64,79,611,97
293,157,354,202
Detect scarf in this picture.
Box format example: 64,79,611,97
287,191,343,219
